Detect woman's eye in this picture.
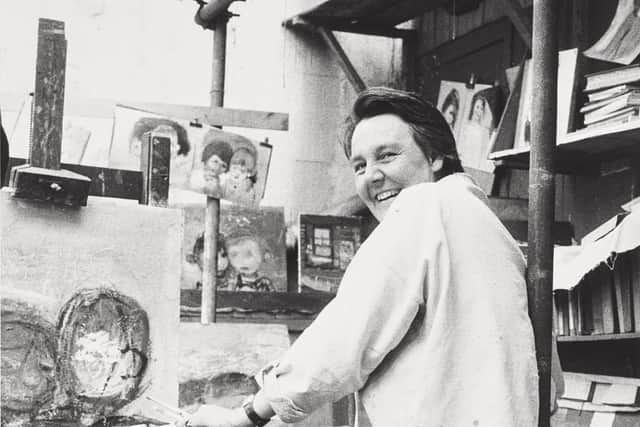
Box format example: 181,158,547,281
379,152,397,161
352,163,365,175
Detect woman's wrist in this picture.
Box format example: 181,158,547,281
251,390,275,420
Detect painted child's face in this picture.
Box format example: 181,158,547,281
229,149,256,176
205,154,228,176
227,238,263,277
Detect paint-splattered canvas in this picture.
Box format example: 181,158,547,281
0,191,182,426
180,203,287,292
298,214,363,294
109,105,272,207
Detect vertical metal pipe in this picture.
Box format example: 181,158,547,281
210,19,227,108
529,1,558,426
201,17,228,324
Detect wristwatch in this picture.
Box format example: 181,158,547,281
241,394,271,426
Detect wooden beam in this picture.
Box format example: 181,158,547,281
495,0,532,50
284,16,415,39
317,26,367,93
9,158,142,201
121,102,289,131
31,18,67,169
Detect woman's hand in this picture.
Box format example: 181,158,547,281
176,404,252,427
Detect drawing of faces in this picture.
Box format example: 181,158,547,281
441,89,460,130
470,97,486,124
1,301,57,421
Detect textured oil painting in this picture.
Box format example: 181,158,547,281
109,105,272,207
298,214,363,294
0,191,182,426
180,203,287,293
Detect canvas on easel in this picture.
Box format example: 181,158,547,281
1,191,182,426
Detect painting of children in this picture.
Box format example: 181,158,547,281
180,204,287,293
110,106,272,207
226,234,274,292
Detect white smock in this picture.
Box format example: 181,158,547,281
260,173,539,426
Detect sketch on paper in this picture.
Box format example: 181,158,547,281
584,0,640,65
438,80,501,194
298,214,363,294
181,204,287,292
110,105,272,206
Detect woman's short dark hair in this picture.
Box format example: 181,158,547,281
342,87,464,180
130,117,191,156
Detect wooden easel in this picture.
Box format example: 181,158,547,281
10,18,91,207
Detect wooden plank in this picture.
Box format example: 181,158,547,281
121,102,289,131
181,289,334,313
493,0,531,50
558,332,640,343
318,27,367,93
31,18,66,169
9,157,142,200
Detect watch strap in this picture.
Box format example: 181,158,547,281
242,395,271,426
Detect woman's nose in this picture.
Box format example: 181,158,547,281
364,164,384,183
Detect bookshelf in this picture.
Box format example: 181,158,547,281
489,119,640,173
558,332,640,343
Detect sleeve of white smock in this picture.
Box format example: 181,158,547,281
259,185,446,423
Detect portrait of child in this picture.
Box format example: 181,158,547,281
185,232,232,290
221,145,258,206
225,234,274,292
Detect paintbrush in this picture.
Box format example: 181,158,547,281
145,395,190,423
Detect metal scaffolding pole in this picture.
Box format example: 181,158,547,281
529,1,558,426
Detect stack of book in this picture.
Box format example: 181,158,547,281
581,63,640,129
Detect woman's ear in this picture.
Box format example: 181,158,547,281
431,156,444,173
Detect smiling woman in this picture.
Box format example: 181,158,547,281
180,88,543,427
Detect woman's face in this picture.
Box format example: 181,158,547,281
349,113,442,221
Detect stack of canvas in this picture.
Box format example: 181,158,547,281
581,64,640,128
